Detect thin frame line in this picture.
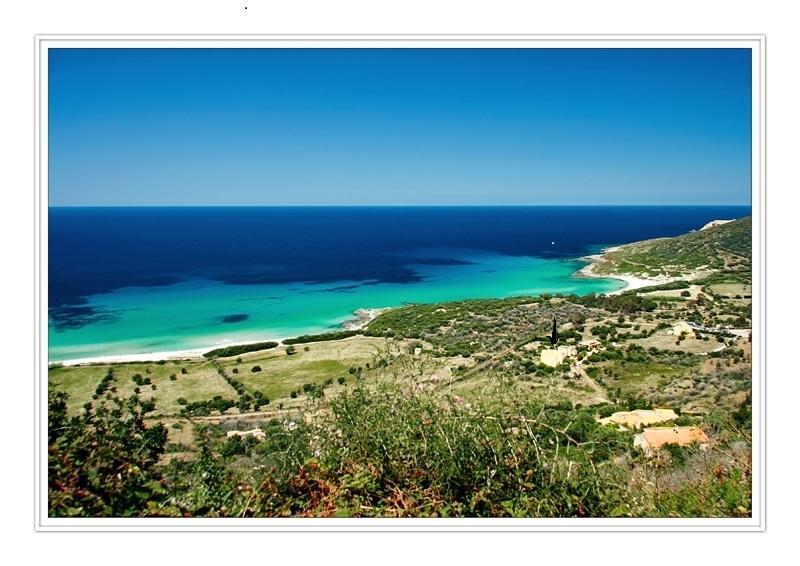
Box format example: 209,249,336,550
34,34,766,531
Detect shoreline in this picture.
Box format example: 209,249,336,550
575,244,677,296
52,337,285,367
341,307,390,331
51,237,700,367
50,264,644,367
50,261,658,367
52,307,390,368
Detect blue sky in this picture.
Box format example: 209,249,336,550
49,48,752,206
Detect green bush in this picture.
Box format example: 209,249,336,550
284,330,360,345
203,342,279,359
48,391,168,517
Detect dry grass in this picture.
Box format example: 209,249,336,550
51,360,239,416
641,285,703,300
633,332,721,354
709,283,752,298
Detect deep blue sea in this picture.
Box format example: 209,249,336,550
48,206,750,361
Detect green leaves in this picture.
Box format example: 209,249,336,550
203,341,279,359
48,390,168,517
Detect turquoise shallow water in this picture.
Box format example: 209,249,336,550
48,249,623,361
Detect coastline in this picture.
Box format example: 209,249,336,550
341,307,390,331
52,307,390,367
54,347,219,367
52,338,284,367
575,245,676,296
51,234,712,367
50,259,658,367
50,260,642,367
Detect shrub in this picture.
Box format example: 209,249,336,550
284,330,360,345
48,391,167,517
251,365,262,373
203,342,279,359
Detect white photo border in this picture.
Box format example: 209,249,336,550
34,34,766,531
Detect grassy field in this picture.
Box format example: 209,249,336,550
49,364,111,413
589,359,689,398
50,360,239,417
49,336,404,417
218,336,391,398
640,284,703,300
709,283,752,298
634,332,721,354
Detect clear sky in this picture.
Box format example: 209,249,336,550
49,48,752,206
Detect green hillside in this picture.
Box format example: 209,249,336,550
593,217,751,278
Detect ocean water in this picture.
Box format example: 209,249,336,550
48,206,750,361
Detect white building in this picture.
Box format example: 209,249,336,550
540,345,577,367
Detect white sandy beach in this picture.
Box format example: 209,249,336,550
51,335,291,367
577,218,728,295
51,308,393,367
576,248,676,295
53,347,213,367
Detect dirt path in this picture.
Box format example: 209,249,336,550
148,405,304,426
573,363,610,404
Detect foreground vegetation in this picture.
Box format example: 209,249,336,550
49,376,750,518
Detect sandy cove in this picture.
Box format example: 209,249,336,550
576,246,678,296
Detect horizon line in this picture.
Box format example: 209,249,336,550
48,203,753,208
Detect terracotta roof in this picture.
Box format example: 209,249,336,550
638,426,709,450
